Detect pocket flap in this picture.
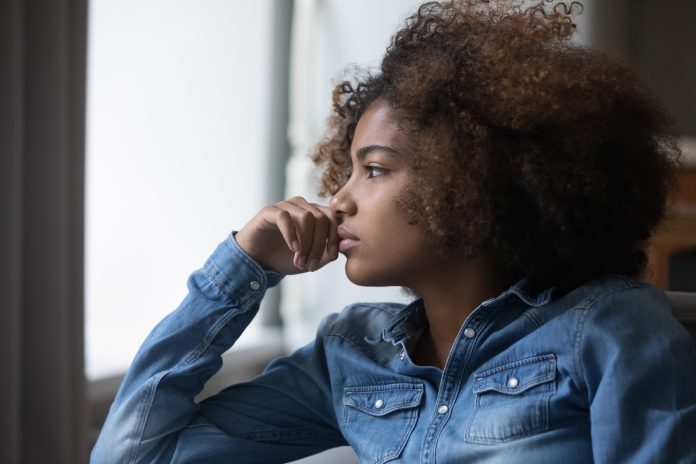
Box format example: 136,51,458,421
343,383,423,416
473,354,556,395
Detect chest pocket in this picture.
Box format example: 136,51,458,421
466,353,556,444
342,383,423,464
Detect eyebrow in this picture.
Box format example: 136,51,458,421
355,145,400,161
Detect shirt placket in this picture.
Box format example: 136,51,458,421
418,304,491,463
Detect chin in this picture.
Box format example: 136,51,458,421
344,260,398,287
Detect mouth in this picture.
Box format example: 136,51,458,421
337,225,359,253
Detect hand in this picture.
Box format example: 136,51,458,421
235,196,340,275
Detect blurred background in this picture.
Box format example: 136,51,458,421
2,1,694,463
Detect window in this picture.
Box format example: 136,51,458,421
85,0,282,379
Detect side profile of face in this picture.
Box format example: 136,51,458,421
329,99,444,288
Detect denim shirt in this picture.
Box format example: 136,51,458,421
91,235,696,464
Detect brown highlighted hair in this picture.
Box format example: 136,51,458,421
312,0,681,289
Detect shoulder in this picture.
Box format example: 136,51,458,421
566,277,696,409
537,276,674,338
549,275,669,322
559,275,694,350
569,275,673,329
568,275,695,371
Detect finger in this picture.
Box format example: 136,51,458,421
275,200,317,269
318,204,339,260
267,206,300,253
286,203,325,271
301,204,331,271
286,198,336,271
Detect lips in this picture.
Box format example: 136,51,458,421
337,225,359,253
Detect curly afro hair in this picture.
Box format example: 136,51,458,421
312,0,681,290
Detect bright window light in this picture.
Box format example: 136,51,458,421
85,0,276,380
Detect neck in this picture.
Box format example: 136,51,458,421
409,252,512,369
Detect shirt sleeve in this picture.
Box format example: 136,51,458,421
578,283,696,463
90,234,346,464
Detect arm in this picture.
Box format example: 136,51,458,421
579,283,696,463
91,197,342,463
91,234,346,463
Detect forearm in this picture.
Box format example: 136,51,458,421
91,234,283,463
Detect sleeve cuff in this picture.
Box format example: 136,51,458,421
201,232,284,305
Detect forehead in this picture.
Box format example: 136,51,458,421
352,100,407,151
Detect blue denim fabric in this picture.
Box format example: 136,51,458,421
91,235,696,463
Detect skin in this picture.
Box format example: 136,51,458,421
236,99,511,369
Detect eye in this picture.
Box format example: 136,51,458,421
365,165,387,178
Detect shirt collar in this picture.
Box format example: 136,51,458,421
376,277,555,343
497,277,555,307
368,300,426,345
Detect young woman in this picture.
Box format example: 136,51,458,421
92,1,696,462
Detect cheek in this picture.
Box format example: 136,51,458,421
343,230,431,286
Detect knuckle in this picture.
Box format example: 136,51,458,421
275,208,290,219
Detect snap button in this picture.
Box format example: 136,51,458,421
507,377,519,388
463,328,476,339
374,399,384,409
437,405,449,415
249,281,261,290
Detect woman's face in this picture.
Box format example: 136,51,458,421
330,99,441,287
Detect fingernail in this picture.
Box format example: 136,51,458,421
297,255,306,269
292,240,300,252
308,259,319,271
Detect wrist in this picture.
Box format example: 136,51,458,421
230,231,273,273
226,232,285,285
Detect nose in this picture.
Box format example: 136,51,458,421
329,183,357,219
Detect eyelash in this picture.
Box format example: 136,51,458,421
345,165,388,181
365,165,387,178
